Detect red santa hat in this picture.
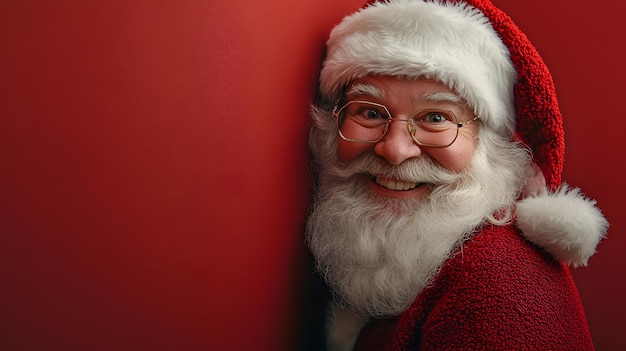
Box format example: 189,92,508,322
318,0,608,267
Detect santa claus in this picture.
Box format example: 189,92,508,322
306,0,609,350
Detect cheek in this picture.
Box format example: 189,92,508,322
439,147,474,172
429,136,477,172
337,139,373,163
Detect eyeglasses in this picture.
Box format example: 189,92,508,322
333,100,479,148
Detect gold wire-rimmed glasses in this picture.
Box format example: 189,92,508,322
332,100,480,148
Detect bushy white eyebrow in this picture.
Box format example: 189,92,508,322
345,83,384,99
417,92,464,105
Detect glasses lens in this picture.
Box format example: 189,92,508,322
410,110,459,147
337,101,389,142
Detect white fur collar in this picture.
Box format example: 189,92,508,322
325,303,370,351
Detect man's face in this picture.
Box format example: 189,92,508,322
336,75,479,199
307,75,527,316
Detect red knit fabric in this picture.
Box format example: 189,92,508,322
354,225,594,350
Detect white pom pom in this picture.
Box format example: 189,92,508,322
516,185,608,267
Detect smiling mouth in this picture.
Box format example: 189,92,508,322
373,176,421,191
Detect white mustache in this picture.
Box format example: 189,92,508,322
330,153,460,186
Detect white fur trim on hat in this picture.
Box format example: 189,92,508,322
320,0,517,137
516,185,609,267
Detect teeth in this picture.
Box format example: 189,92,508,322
375,176,418,190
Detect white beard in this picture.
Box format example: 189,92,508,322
306,115,529,317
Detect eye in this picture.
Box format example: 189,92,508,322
341,101,389,123
421,111,449,123
362,108,385,120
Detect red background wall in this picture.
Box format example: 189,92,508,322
0,0,623,350
490,1,626,350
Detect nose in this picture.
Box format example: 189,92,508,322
373,119,423,165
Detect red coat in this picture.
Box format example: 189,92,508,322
353,224,594,350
